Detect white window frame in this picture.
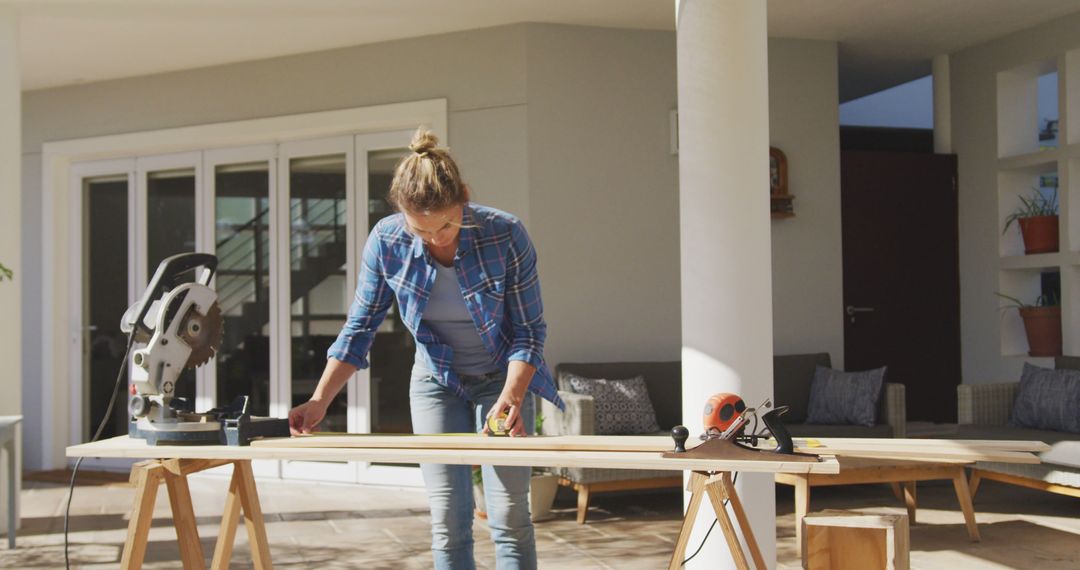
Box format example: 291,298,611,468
68,159,136,472
353,129,427,487
277,135,359,483
203,144,280,478
41,99,447,471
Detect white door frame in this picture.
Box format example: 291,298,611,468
203,145,281,478
68,159,136,472
277,135,359,483
353,129,427,488
41,99,447,469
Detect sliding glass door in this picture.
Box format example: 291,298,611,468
71,129,426,486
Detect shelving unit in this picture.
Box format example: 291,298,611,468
996,50,1080,358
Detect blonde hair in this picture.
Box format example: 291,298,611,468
388,128,468,212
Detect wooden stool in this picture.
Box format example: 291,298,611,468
802,511,909,570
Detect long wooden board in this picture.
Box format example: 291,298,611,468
249,433,1046,464
66,436,841,474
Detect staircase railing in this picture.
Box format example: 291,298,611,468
214,197,348,336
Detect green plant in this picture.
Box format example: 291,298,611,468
995,291,1059,309
0,263,11,282
472,465,483,487
1002,187,1058,234
534,412,545,435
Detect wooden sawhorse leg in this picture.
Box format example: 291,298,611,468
668,472,767,570
119,459,273,570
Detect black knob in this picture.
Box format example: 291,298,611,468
671,425,690,453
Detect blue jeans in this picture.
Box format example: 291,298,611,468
409,369,537,570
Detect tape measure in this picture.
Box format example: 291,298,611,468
486,412,510,436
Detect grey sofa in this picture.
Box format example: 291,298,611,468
539,362,682,524
774,353,907,438
954,356,1080,498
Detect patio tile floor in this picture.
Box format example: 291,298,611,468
1,471,1077,568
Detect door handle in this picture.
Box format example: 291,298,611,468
846,305,875,323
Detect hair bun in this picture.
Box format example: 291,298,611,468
409,128,439,155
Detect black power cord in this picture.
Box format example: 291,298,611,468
64,333,137,569
681,471,739,566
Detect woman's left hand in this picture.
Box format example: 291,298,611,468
484,391,528,437
483,361,535,437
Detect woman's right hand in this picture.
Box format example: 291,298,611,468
288,399,329,436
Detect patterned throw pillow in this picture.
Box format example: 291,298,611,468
564,373,662,435
805,365,886,427
1010,363,1080,434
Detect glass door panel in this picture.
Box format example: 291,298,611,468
366,148,414,434
214,162,272,416
83,174,130,440
289,154,349,432
145,167,198,406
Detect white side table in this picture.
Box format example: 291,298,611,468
0,415,21,549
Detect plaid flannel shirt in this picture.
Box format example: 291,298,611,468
327,203,565,410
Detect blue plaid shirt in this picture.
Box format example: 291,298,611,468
328,203,565,410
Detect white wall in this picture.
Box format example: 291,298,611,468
952,11,1080,384
525,24,681,365
768,39,845,366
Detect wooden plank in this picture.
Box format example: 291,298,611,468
120,461,163,570
720,472,767,570
234,461,273,569
162,458,232,477
704,477,750,570
968,468,1080,499
258,433,1051,453
793,437,1050,453
66,436,842,474
163,471,207,570
211,465,243,570
668,472,707,570
69,434,1042,469
951,472,981,542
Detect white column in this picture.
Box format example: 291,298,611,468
676,1,774,568
0,5,20,538
933,54,952,154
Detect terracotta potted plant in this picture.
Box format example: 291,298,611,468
1003,187,1058,254
997,292,1062,356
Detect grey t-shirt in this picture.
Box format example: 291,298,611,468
414,261,500,377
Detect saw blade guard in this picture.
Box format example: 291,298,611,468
129,282,223,399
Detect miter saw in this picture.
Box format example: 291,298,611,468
120,252,290,446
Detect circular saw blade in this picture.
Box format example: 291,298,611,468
178,302,224,369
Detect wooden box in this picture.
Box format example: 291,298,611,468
802,510,909,570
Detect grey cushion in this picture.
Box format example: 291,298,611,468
773,353,832,424
1010,363,1080,434
564,373,661,435
557,362,681,429
806,366,886,427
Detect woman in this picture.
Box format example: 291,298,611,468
288,128,564,570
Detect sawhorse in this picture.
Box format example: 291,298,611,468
669,471,766,570
121,459,272,569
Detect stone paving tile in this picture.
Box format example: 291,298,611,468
3,474,1079,568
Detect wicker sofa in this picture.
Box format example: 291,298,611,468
954,356,1080,499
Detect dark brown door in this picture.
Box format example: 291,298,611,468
841,151,960,423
